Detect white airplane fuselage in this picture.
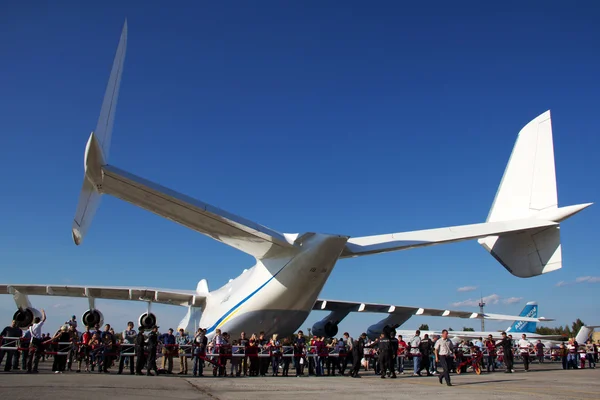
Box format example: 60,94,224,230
198,233,348,337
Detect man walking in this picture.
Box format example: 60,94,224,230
434,329,454,386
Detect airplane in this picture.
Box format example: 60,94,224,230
0,22,591,340
389,302,562,343
391,303,598,350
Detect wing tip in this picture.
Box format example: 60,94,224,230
72,229,82,246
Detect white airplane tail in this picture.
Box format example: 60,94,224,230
72,22,127,245
478,111,592,277
575,325,600,344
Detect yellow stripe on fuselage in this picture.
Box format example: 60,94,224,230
216,308,241,330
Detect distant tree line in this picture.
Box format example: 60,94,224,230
535,318,585,337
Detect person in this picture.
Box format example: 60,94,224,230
434,329,453,386
410,330,422,376
66,324,79,371
585,339,595,369
498,332,513,373
281,338,292,376
349,333,367,378
558,342,568,369
159,328,176,374
1,320,22,372
293,331,306,376
238,331,249,376
100,324,114,373
397,334,407,374
258,331,269,376
146,326,160,376
135,327,146,375
118,322,136,374
176,328,190,375
374,332,395,379
518,334,532,371
390,330,399,377
50,325,71,373
419,334,433,376
343,332,353,373
535,340,545,363
66,315,77,329
193,328,207,377
485,335,497,372
27,309,46,373
268,334,281,376
77,326,92,373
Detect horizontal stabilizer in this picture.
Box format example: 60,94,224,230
479,226,561,278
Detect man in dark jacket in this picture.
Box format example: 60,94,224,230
1,320,22,371
419,334,433,376
498,332,513,373
350,333,367,378
146,326,160,376
135,327,146,375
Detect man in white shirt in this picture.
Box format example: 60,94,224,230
410,330,422,376
434,329,454,386
518,334,532,371
27,309,46,373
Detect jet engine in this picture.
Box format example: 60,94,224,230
139,312,157,330
13,307,42,329
366,321,399,341
82,309,104,328
312,320,339,338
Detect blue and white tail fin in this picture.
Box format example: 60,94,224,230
506,301,538,333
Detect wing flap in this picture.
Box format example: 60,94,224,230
0,284,204,307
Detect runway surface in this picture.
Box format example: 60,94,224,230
0,362,597,400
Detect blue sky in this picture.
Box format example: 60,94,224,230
1,1,598,336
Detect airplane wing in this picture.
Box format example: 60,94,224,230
94,165,298,259
313,299,549,323
0,284,205,307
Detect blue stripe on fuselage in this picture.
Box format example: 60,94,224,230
205,259,292,334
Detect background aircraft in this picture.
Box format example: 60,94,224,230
0,22,590,339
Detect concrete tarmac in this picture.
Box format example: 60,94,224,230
0,362,598,400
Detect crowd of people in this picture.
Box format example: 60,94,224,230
0,311,598,384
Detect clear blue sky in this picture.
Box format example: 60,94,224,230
1,1,598,336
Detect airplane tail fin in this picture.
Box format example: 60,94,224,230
575,325,600,344
478,111,592,277
506,301,538,333
72,21,127,245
